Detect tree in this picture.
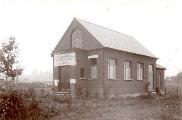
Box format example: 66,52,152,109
0,37,22,84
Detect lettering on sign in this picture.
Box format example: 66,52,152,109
54,52,76,66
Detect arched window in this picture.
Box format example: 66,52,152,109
71,29,83,48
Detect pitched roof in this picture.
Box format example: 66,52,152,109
76,18,157,58
156,64,166,70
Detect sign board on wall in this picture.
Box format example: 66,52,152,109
70,79,76,84
54,52,76,66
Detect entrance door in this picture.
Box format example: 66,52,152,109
58,66,70,91
148,65,154,91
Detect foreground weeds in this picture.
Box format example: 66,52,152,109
0,89,47,120
0,89,181,120
47,95,181,120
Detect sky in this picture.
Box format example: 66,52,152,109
0,0,182,77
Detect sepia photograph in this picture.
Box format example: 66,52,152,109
0,0,181,119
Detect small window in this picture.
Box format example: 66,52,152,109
71,29,83,48
80,68,84,78
137,63,144,80
148,64,154,90
90,58,97,79
124,60,132,80
108,58,116,79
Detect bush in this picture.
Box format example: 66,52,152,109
0,90,27,119
0,90,47,120
156,87,161,95
26,99,46,120
144,81,150,93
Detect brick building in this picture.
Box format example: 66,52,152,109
51,18,165,97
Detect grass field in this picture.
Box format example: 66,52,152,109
1,82,181,120
47,97,181,120
41,82,182,120
0,81,181,119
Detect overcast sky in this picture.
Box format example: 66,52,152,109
0,0,181,76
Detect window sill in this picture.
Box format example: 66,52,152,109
108,78,118,80
80,78,86,80
88,78,97,80
137,79,143,81
124,79,133,81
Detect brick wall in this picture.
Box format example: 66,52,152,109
53,48,158,97
103,48,157,96
76,49,104,97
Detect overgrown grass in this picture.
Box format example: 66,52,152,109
43,95,181,120
38,82,182,120
0,82,181,120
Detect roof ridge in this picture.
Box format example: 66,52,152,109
75,18,134,39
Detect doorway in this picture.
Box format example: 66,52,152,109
58,66,70,91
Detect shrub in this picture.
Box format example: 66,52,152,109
0,90,27,120
144,81,150,94
0,90,47,120
156,87,161,95
26,99,46,120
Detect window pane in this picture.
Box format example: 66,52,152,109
110,66,114,79
148,65,153,73
91,66,97,79
108,58,116,79
71,29,83,48
90,58,97,79
148,65,153,90
124,61,132,79
137,63,143,80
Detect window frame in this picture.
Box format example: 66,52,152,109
148,64,154,90
124,60,132,80
90,58,98,79
137,62,144,80
108,58,116,80
71,29,83,48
